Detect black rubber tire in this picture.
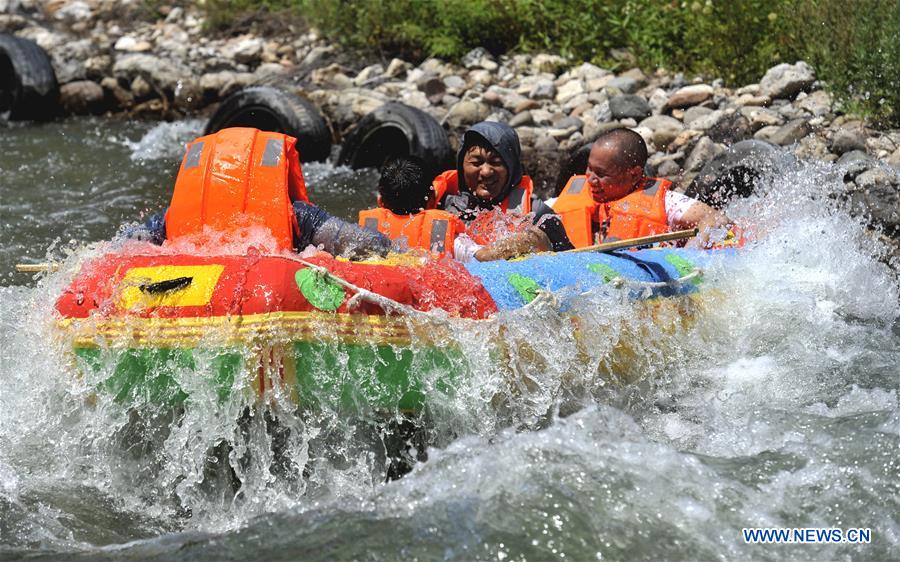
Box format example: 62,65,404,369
337,102,453,179
685,139,781,208
0,33,58,121
203,86,332,162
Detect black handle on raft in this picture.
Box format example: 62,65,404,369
139,276,193,294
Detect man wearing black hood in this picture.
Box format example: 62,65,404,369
432,122,574,258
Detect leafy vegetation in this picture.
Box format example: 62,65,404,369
199,0,900,126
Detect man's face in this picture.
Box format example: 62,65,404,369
463,145,509,201
585,143,642,203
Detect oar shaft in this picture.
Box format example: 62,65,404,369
15,263,59,273
570,228,698,253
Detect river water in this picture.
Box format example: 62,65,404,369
0,118,898,561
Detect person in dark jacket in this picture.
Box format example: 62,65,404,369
432,121,574,258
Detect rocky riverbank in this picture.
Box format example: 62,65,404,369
3,0,898,248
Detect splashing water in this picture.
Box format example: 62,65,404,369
1,119,898,561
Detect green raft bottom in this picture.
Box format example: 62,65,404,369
74,341,461,415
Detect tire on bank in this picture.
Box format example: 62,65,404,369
338,102,453,179
0,33,59,121
204,86,332,162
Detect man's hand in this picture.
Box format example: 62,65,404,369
474,227,551,261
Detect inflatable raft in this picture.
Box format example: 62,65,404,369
51,126,725,415
54,246,719,414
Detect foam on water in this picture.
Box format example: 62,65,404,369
1,124,898,560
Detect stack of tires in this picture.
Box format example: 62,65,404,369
205,86,453,174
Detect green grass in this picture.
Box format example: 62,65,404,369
199,0,899,126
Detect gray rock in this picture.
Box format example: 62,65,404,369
509,111,534,128
658,159,682,177
114,36,153,53
618,68,648,89
553,116,583,130
830,124,868,155
638,115,684,149
754,125,781,142
531,108,555,126
848,168,900,235
385,58,411,78
796,90,832,116
838,150,875,180
555,79,585,104
485,109,512,123
766,118,812,146
683,136,726,174
528,78,556,100
759,61,815,99
461,47,497,70
648,88,669,114
199,70,255,100
130,76,152,99
682,106,713,127
59,80,105,115
607,76,639,94
740,106,784,131
889,147,900,167
570,62,609,81
666,84,714,109
354,64,384,86
442,75,467,95
706,112,753,144
609,94,651,120
688,109,725,131
113,54,191,95
582,120,623,142
224,36,264,65
302,45,334,67
534,133,560,152
54,1,91,22
443,99,489,128
531,53,567,74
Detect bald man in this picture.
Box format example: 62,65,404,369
551,128,735,249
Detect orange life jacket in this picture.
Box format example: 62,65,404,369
165,127,309,251
553,175,671,248
358,207,466,257
432,170,533,215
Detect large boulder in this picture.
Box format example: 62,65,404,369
685,139,783,208
759,61,815,100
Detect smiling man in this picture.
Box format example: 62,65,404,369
551,128,735,248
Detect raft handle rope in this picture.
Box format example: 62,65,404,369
605,267,702,289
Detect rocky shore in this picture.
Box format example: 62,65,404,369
3,0,898,249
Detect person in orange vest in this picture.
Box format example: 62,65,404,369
550,128,736,249
433,121,574,259
358,156,466,257
128,127,391,260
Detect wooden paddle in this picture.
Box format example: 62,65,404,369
567,228,698,253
